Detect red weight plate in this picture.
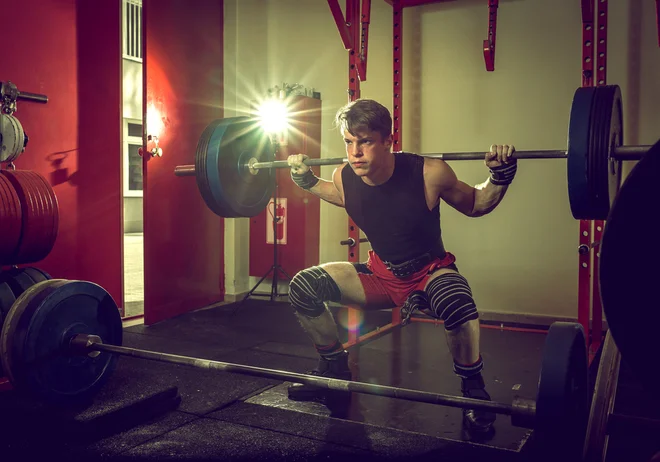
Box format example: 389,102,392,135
1,171,44,265
12,172,45,264
30,172,59,257
19,172,51,264
0,175,22,262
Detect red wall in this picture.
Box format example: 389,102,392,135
1,0,123,306
143,0,225,324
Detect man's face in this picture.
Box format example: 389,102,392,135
343,129,392,176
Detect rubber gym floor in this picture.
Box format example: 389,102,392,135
0,298,655,461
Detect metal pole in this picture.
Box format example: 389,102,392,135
85,337,515,416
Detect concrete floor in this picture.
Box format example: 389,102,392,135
0,300,552,461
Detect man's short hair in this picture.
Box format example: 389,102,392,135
334,99,392,141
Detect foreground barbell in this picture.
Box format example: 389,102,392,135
173,84,648,220
0,278,587,461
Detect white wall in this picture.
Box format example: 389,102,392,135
223,0,660,319
223,0,271,295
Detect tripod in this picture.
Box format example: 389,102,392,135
237,147,291,310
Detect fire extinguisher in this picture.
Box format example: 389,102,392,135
275,201,285,241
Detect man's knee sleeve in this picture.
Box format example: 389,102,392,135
289,267,342,318
427,272,478,330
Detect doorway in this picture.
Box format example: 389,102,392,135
122,0,144,318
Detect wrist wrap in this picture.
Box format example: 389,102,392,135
488,162,517,186
291,169,320,190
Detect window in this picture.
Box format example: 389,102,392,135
123,0,142,61
124,119,143,197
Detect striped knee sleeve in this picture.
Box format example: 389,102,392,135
289,266,342,318
427,272,478,330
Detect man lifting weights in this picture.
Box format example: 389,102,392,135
286,99,517,434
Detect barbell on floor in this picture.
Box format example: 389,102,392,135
0,277,587,460
173,84,648,220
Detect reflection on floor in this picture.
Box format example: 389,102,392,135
123,232,144,318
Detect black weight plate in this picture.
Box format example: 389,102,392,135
22,266,52,283
568,86,596,220
0,267,38,371
0,267,52,377
584,330,621,462
534,322,589,462
0,280,16,342
195,116,275,217
588,85,622,220
605,87,623,218
1,279,61,386
600,137,659,390
3,267,36,297
568,85,623,220
0,279,123,404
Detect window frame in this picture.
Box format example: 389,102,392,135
123,117,144,198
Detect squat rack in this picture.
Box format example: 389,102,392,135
327,0,649,362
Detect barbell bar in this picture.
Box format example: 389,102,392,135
69,334,529,418
172,84,648,220
0,278,588,461
174,145,646,175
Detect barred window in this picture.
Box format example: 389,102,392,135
123,0,142,61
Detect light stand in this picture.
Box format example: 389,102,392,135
236,139,291,310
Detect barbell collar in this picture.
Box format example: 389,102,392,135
174,165,197,177
511,397,537,429
611,145,649,160
73,334,522,420
340,237,369,247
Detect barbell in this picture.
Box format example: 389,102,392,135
0,138,657,460
173,84,648,220
0,277,587,460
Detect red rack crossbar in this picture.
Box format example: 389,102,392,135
328,0,353,49
358,0,371,80
483,0,499,71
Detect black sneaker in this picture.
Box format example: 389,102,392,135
287,351,352,403
461,374,496,433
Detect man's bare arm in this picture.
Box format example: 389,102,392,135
425,145,516,217
305,169,345,207
288,153,345,207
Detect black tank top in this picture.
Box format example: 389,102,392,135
342,152,446,263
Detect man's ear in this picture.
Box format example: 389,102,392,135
384,133,393,149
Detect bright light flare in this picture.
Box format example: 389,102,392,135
257,99,290,134
146,103,165,138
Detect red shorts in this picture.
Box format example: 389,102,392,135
354,250,458,310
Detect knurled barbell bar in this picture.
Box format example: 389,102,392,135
0,277,588,461
173,84,648,221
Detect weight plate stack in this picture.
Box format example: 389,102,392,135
0,170,59,265
0,266,52,378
